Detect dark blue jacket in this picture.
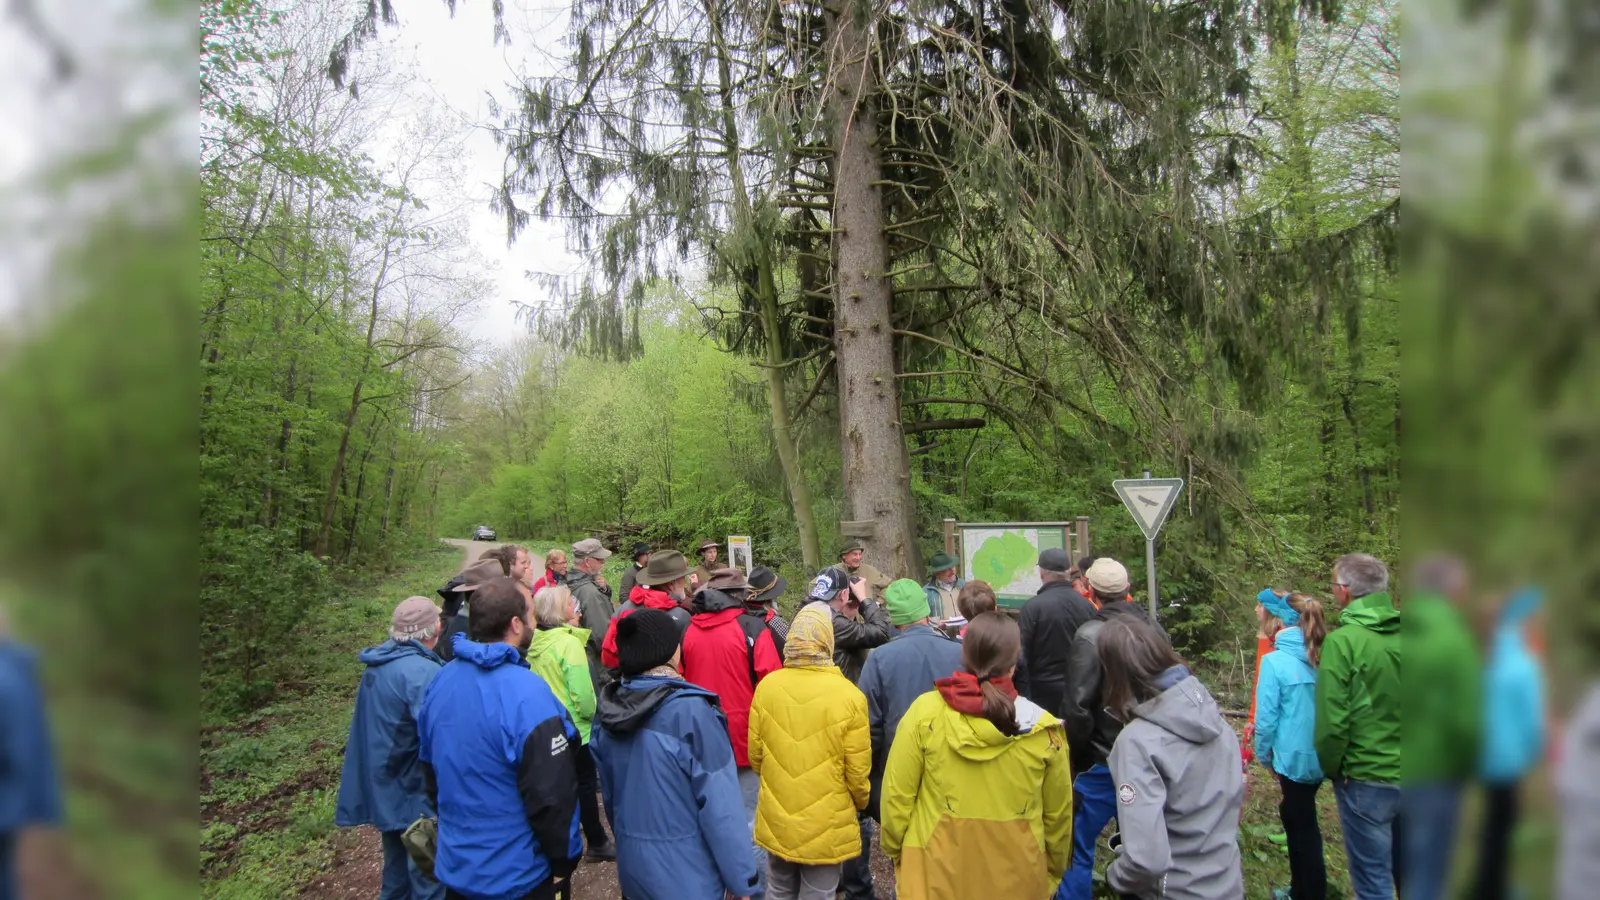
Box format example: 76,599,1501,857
418,634,582,900
590,675,758,900
857,623,964,817
335,639,443,832
0,641,62,831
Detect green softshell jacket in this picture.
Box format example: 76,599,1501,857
527,624,597,744
1401,593,1481,782
1314,592,1401,783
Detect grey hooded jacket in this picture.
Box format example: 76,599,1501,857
567,570,614,655
1107,667,1244,900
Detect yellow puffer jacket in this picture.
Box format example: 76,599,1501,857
747,603,871,864
881,690,1074,900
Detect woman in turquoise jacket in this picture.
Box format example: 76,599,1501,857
1476,587,1545,900
1254,589,1329,900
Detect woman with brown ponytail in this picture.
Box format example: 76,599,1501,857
1253,590,1330,900
878,612,1073,900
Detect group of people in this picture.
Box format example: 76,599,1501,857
330,535,1531,900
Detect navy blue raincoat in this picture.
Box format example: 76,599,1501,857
334,639,443,832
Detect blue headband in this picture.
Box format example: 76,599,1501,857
1258,588,1299,626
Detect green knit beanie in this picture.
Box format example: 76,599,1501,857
883,578,931,626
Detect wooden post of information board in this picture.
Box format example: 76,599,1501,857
942,518,956,557
1075,516,1090,561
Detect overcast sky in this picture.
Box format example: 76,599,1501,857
374,0,582,348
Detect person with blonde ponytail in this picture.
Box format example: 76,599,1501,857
1254,590,1329,900
878,612,1073,900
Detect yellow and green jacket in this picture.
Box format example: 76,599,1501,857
880,689,1073,900
527,624,596,743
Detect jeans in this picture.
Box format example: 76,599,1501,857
1055,764,1117,900
1474,782,1519,900
575,743,610,847
1401,781,1463,900
739,767,767,900
381,829,445,900
1335,779,1402,900
1278,775,1327,900
767,857,843,900
838,814,875,900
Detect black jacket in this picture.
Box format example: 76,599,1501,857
1014,579,1097,717
831,599,894,684
1062,601,1170,772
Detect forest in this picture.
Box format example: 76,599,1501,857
200,0,1398,714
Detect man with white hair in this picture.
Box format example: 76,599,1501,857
335,596,446,900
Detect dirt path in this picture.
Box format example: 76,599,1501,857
302,819,896,899
17,829,100,900
440,536,502,568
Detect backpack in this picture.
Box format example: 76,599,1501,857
736,607,783,689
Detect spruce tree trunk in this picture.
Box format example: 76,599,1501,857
826,1,920,579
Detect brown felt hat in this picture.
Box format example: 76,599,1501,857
454,557,505,592
637,550,691,586
705,569,750,593
698,539,719,552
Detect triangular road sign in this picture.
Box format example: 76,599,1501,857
1113,477,1185,541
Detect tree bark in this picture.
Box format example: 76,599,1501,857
826,1,920,579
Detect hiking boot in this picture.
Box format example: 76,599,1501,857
585,839,616,862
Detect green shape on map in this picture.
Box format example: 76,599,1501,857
972,532,1036,588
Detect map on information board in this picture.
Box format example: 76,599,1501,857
957,523,1069,606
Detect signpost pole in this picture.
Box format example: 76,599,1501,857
1142,469,1159,620
1146,538,1159,620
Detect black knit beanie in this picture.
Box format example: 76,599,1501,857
616,608,682,676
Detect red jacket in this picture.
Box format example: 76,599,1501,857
530,569,564,595
601,585,690,669
680,598,782,767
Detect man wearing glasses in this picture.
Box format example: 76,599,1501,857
1315,554,1402,900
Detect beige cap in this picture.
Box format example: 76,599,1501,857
1085,558,1130,595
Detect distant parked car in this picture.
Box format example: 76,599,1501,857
472,525,496,541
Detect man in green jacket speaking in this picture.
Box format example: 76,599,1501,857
1315,552,1401,900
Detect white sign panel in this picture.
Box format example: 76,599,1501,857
727,535,752,573
1113,478,1184,541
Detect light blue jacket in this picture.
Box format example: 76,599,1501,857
1254,627,1323,784
1480,588,1545,783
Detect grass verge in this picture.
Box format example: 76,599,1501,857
200,541,466,899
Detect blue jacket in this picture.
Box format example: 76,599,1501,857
590,675,757,900
335,639,443,832
858,623,964,816
1254,627,1324,784
1481,588,1545,783
418,634,583,900
0,641,62,831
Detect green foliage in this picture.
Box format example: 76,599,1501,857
201,542,465,896
201,0,476,710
